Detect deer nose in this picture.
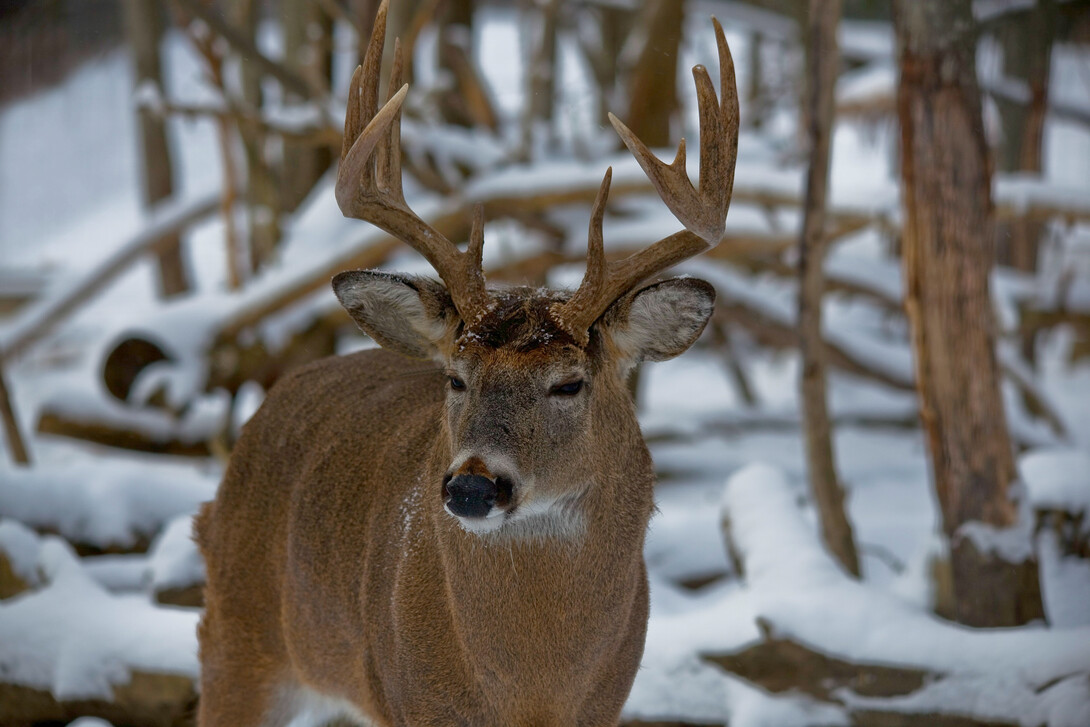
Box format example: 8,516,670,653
444,474,498,518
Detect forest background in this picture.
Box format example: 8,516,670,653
1,0,1089,725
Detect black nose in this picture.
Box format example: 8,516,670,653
444,474,498,518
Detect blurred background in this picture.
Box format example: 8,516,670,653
1,0,1089,725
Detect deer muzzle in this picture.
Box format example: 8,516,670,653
444,474,499,518
442,455,516,523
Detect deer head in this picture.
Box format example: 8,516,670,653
330,0,737,537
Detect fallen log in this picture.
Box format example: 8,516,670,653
704,619,931,702
37,410,213,459
712,463,1090,727
0,672,197,727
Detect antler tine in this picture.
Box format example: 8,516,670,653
714,18,740,208
335,0,488,322
552,17,739,341
375,37,405,204
468,203,485,271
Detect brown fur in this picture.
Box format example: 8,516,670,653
196,281,713,726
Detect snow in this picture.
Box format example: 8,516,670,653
1020,448,1090,514
147,515,204,592
721,464,1090,701
1,6,1089,726
0,519,43,587
0,533,199,699
0,458,218,550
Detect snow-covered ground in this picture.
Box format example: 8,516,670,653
1,7,1089,726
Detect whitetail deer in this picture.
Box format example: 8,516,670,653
196,2,737,724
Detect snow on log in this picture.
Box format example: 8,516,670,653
1020,448,1090,518
35,384,229,460
0,532,198,727
147,515,205,608
0,520,41,599
711,463,1090,726
0,457,217,554
1020,447,1090,628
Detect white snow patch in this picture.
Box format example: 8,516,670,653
147,515,205,592
0,536,199,699
1020,447,1090,514
0,459,217,550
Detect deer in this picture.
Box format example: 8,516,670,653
195,2,737,724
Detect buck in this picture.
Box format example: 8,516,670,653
196,3,738,724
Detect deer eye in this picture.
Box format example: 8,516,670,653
449,376,466,391
550,380,583,396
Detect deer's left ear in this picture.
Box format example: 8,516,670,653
599,277,716,367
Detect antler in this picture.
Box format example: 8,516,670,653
336,0,488,323
551,18,739,343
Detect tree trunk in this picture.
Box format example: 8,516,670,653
122,0,191,298
580,4,635,128
892,0,1045,627
281,0,333,211
995,1,1056,274
623,0,684,148
798,0,860,577
230,0,281,273
994,0,1057,366
747,31,764,130
519,0,561,155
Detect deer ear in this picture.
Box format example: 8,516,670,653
333,270,459,360
599,277,715,366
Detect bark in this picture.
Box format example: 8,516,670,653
281,0,334,211
435,0,496,130
996,0,1057,368
747,31,765,130
893,0,1045,627
798,0,860,576
578,4,635,127
123,0,191,298
36,410,213,458
995,0,1056,277
623,0,684,148
703,632,1022,727
0,672,197,727
519,0,561,154
230,0,281,272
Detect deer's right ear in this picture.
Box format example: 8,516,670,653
333,271,459,360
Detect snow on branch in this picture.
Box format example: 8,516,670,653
0,191,222,365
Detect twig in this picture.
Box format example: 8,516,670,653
155,101,341,146
0,362,30,465
187,23,246,290
172,0,327,103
